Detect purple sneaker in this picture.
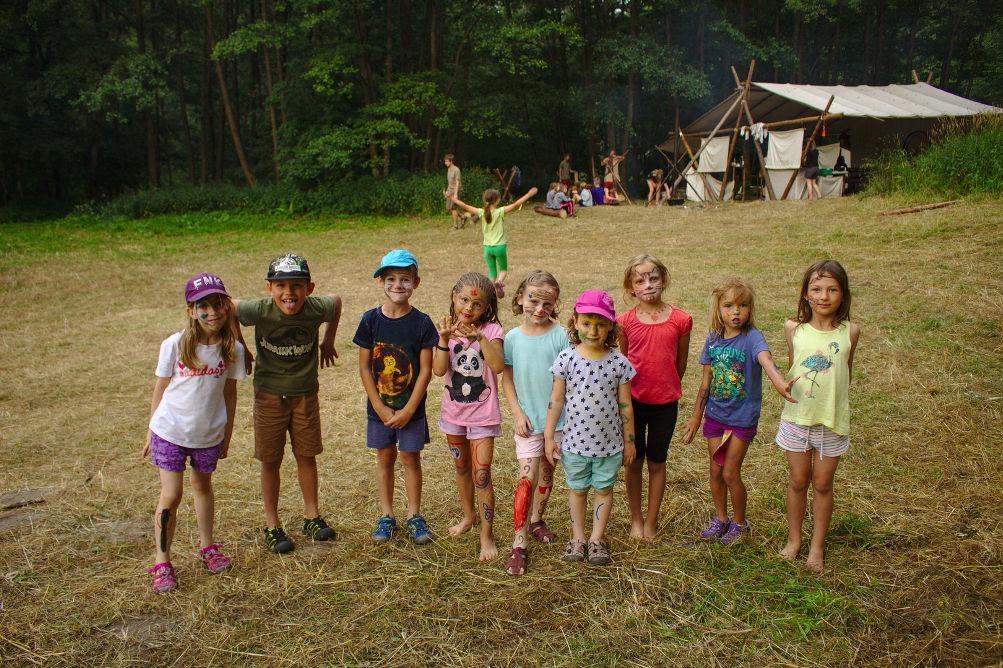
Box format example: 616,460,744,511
199,543,232,574
700,517,731,540
720,521,750,545
149,562,177,593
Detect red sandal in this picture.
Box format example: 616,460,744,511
505,547,528,576
528,520,557,544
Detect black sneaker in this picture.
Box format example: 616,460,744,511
264,527,295,554
303,516,337,541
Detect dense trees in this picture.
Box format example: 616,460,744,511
2,0,1000,205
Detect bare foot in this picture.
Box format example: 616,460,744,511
642,521,657,541
479,536,498,561
629,520,645,540
779,541,801,560
805,548,825,573
449,518,475,537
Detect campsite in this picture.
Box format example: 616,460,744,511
2,2,1002,666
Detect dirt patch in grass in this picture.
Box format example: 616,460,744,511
1,196,1001,665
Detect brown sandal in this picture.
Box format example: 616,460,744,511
505,547,528,576
561,539,586,562
528,520,557,544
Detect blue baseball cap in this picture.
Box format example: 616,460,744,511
374,249,419,277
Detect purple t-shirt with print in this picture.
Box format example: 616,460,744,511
698,327,771,428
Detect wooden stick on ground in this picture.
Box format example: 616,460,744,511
878,200,963,216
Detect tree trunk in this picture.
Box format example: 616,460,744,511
206,4,257,187
940,8,961,87
793,11,802,82
352,5,381,176
175,1,195,183
261,0,280,180
135,0,159,189
200,27,212,184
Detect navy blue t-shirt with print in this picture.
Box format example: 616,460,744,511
353,306,439,421
698,327,771,428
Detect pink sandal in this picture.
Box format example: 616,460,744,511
149,562,177,593
199,543,232,574
529,520,557,544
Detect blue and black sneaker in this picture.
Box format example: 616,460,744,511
302,516,337,541
264,527,295,554
372,515,397,544
406,515,433,545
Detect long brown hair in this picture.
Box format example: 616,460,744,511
448,272,501,326
709,277,756,339
179,294,237,370
796,259,852,326
511,269,561,319
481,188,501,225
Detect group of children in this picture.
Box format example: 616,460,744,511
145,248,860,592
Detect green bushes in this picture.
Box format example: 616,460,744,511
867,114,1003,198
90,169,497,218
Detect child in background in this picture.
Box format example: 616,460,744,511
145,273,246,593
546,290,635,566
534,182,574,219
579,182,594,207
433,273,506,561
448,186,539,299
234,253,343,554
646,168,664,207
354,250,439,545
502,270,570,575
681,278,797,545
604,183,620,205
776,260,860,573
590,177,606,205
617,255,692,540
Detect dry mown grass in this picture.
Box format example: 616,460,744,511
1,196,1001,666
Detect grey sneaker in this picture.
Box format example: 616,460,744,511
700,517,731,540
720,521,750,545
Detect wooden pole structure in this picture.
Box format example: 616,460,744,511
719,62,754,200
670,91,744,191
678,132,715,202
728,60,776,201
780,95,834,200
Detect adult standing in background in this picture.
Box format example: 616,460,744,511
803,143,821,200
601,149,625,192
443,154,466,229
558,154,573,191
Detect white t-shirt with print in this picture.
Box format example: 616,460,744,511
149,332,247,448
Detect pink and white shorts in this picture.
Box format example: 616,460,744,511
514,431,562,460
775,421,849,458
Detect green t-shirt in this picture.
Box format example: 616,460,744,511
237,296,336,396
477,206,506,246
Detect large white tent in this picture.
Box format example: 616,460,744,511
666,79,1001,201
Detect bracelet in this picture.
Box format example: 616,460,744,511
435,344,449,351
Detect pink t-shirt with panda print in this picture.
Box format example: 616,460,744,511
439,322,503,427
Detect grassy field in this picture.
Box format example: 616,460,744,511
1,195,1001,667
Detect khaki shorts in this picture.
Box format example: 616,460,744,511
253,391,323,462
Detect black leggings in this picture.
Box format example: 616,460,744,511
632,399,678,464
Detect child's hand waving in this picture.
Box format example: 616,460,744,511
436,315,456,341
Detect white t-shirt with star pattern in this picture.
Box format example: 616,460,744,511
550,347,635,458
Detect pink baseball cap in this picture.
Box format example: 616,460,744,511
185,273,230,304
574,290,616,321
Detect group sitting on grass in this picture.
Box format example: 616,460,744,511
146,246,859,592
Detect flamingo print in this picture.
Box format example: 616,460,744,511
801,341,839,398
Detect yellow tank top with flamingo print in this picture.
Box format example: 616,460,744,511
780,322,851,435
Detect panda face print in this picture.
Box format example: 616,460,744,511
446,343,491,403
451,344,484,378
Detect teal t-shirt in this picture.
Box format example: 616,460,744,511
236,295,336,396
503,324,570,434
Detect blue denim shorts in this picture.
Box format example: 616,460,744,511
366,414,430,453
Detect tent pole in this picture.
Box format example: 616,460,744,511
780,95,834,200
678,132,715,202
730,60,775,201
719,62,754,200
670,92,743,191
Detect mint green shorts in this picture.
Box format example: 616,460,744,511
483,244,508,280
561,450,623,492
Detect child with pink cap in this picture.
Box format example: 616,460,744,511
145,273,247,593
545,290,636,566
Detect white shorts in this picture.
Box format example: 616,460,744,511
513,431,562,460
775,421,849,458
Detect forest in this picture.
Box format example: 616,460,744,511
3,0,1001,206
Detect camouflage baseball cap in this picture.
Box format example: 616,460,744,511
266,253,311,281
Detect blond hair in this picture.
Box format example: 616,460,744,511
622,254,670,302
179,294,237,370
709,277,756,339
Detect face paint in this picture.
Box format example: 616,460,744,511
449,446,461,460
538,485,550,496
514,479,532,531
594,501,606,521
159,508,170,552
474,468,491,490
482,503,494,523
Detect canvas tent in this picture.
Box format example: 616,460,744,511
663,73,1001,202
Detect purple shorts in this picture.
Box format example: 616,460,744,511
703,415,757,466
150,432,223,473
438,417,501,440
